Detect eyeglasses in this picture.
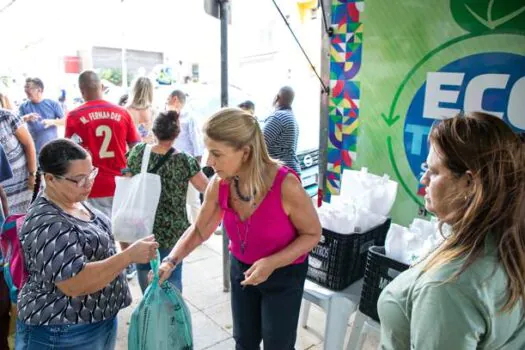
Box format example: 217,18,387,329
54,168,99,188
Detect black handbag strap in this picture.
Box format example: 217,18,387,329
149,148,175,174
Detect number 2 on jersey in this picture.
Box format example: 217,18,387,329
96,125,115,158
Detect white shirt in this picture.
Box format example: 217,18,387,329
174,111,204,158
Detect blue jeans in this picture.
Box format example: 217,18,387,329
15,316,117,350
137,248,183,294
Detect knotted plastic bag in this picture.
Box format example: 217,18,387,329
338,168,398,217
128,252,193,350
384,218,441,265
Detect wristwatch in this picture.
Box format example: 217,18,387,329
162,256,178,268
28,171,37,177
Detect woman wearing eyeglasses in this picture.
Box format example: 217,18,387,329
15,139,159,350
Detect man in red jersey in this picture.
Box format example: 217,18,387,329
65,70,140,278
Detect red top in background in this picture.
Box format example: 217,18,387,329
65,100,140,198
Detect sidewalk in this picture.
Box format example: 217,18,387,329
116,234,380,349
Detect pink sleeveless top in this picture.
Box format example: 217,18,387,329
219,166,307,265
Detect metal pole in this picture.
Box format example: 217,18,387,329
122,47,128,88
219,0,231,293
220,0,229,108
318,0,331,206
121,0,128,88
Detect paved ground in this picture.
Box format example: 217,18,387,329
115,234,380,350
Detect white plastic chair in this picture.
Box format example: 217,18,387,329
346,310,380,350
300,279,363,350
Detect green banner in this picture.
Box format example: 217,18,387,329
326,0,525,225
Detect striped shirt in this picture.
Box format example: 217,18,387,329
263,108,301,174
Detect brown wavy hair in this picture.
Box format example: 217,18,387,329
423,112,525,312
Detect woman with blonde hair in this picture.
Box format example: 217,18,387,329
155,108,321,349
0,93,14,110
378,112,525,349
127,76,155,143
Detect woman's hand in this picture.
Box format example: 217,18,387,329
241,257,278,286
126,235,159,264
156,262,175,285
147,261,175,285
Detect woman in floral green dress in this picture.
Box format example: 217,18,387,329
126,110,209,293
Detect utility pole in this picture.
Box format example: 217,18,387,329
204,0,231,292
219,0,230,293
219,0,229,108
121,0,128,88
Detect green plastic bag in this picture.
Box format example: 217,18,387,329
128,251,193,350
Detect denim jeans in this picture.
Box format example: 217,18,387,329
15,316,117,350
136,248,183,294
230,256,308,350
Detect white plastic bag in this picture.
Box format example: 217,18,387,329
112,144,162,242
384,218,442,265
384,224,409,263
317,201,357,234
339,168,398,217
354,206,387,233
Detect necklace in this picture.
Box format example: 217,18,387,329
233,176,253,202
236,218,251,254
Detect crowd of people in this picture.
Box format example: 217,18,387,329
0,70,524,350
0,71,320,349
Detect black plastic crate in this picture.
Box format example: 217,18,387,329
358,246,410,322
306,218,391,290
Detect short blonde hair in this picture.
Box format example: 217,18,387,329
204,108,279,198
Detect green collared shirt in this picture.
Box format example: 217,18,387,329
378,239,525,349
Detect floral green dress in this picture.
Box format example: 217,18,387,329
127,143,200,249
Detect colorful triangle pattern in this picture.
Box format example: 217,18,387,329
324,0,363,200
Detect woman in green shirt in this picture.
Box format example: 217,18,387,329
127,111,209,293
378,112,525,349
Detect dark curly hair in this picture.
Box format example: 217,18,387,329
152,111,181,141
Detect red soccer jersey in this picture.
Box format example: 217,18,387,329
65,100,140,198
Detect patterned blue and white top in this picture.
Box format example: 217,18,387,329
0,108,32,214
17,196,132,325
